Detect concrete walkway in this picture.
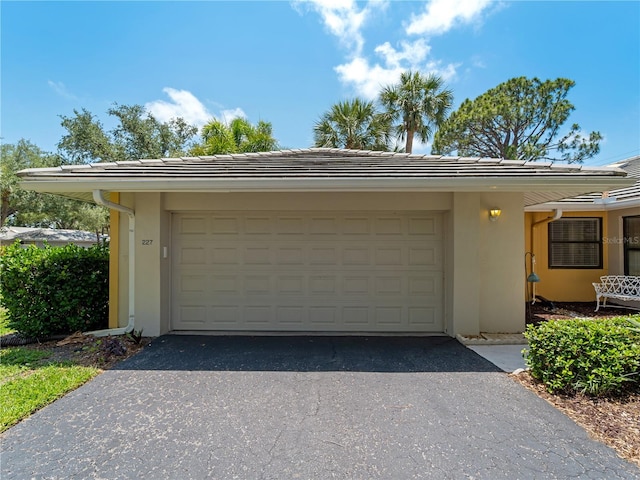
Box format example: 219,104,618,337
2,335,638,479
468,344,528,372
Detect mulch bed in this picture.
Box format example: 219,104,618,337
512,371,640,467
527,300,636,323
518,300,640,467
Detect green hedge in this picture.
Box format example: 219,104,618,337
524,317,640,396
0,242,109,338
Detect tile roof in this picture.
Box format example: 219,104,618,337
18,148,630,179
17,148,633,207
546,156,640,207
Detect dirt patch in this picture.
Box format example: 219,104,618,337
8,332,151,370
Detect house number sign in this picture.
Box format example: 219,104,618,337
141,240,153,245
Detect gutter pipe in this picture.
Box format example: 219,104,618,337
84,190,135,337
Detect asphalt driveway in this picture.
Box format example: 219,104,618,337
2,335,638,479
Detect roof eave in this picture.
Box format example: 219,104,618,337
525,197,640,212
19,176,635,194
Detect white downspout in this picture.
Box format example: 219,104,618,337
85,190,135,337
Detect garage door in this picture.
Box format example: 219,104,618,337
171,211,444,332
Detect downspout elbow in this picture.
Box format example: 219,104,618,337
92,190,134,218
532,209,562,228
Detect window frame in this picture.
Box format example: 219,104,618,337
623,215,640,276
548,217,603,269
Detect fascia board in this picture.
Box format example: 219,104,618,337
526,197,640,212
19,176,635,194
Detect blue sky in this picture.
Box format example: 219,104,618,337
2,1,639,166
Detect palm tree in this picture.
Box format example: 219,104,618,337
229,118,279,153
313,98,391,151
380,71,453,154
191,118,279,155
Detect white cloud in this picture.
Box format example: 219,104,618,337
220,108,246,124
335,57,402,100
406,0,493,36
335,40,459,100
293,0,387,54
374,39,431,69
47,80,77,100
145,88,212,127
145,88,249,129
297,1,494,102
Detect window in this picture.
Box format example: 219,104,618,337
548,218,602,269
624,216,640,275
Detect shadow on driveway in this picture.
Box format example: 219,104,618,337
115,335,501,373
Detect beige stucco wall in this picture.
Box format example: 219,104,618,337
478,193,525,333
448,192,525,335
163,192,453,212
115,191,527,337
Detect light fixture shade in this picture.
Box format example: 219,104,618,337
527,272,540,283
489,208,502,221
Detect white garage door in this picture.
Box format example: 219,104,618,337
171,211,444,332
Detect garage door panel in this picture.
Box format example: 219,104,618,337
180,247,207,265
172,211,444,332
343,217,370,234
343,307,369,325
211,247,238,265
211,217,240,234
309,276,337,294
343,247,370,265
408,216,439,236
409,307,438,326
211,276,237,293
179,305,207,325
245,276,271,294
178,216,208,235
244,306,273,325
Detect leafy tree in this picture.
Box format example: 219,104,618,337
432,77,602,163
1,140,108,231
1,140,61,225
313,98,391,150
58,104,198,163
191,117,279,155
380,71,453,154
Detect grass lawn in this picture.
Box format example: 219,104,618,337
0,311,148,432
0,346,99,432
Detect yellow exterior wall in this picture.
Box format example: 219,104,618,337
524,211,608,302
108,193,120,328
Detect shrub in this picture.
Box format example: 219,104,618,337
0,242,109,338
523,317,640,396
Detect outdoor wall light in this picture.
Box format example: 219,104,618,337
489,208,502,221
